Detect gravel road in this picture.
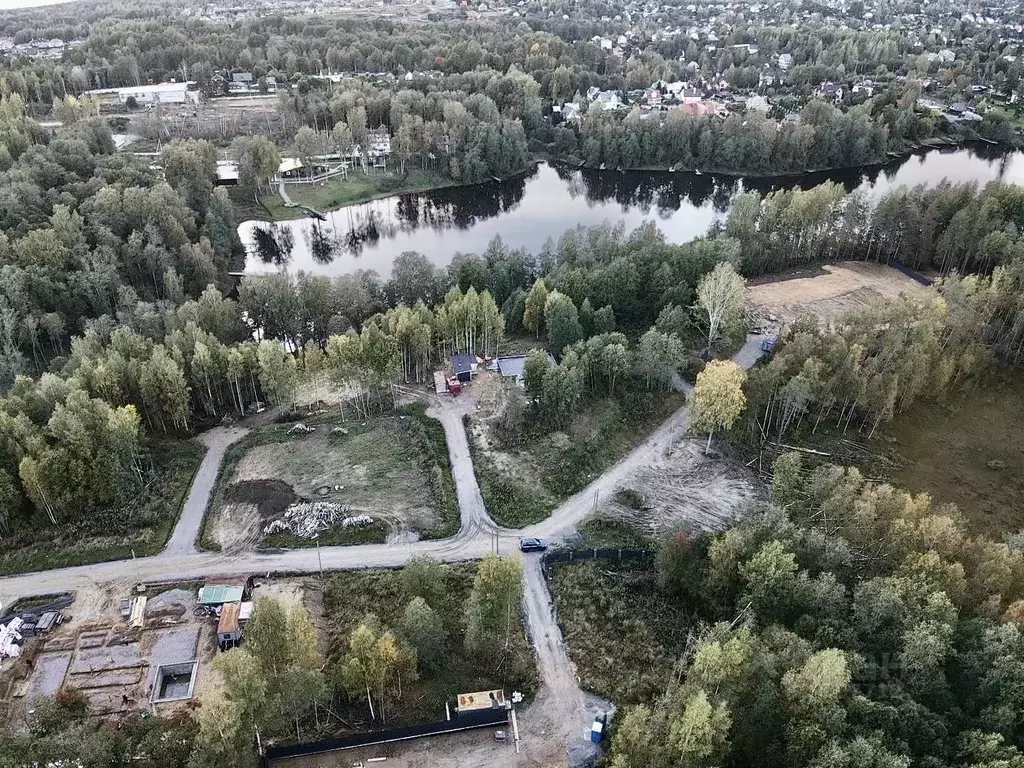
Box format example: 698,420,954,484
162,426,250,556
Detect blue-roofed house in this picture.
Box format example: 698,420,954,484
452,354,476,383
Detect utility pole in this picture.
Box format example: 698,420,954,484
314,534,324,585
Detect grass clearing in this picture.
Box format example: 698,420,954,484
323,563,536,728
204,407,457,551
548,561,685,705
471,390,685,528
878,368,1024,538
236,169,461,221
0,439,204,575
574,517,655,549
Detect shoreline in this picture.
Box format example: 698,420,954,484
562,136,1014,179
247,161,541,222
238,141,1017,225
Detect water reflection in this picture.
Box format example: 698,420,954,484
241,147,1024,278
251,222,294,267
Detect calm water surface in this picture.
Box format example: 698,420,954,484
240,147,1024,278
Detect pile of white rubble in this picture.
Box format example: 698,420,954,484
263,501,375,539
0,617,24,660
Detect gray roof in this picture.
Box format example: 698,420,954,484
497,356,527,378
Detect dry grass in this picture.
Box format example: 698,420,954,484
881,368,1024,538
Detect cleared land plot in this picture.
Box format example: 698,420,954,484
209,410,455,551
608,439,761,534
880,369,1024,537
469,374,686,527
746,262,929,334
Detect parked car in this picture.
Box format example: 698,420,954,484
518,537,548,552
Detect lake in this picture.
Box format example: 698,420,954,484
239,146,1024,278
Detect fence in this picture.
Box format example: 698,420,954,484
262,707,509,764
540,548,654,576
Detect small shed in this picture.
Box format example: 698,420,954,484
217,602,242,651
452,354,476,383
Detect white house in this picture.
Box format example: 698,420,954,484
85,82,198,105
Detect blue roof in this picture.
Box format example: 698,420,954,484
452,354,475,374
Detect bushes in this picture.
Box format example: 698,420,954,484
549,561,683,704
398,404,459,539
0,439,204,575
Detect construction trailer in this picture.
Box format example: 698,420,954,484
217,602,242,651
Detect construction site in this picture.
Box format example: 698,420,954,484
0,578,257,725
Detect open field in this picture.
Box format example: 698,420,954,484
0,440,204,576
548,561,684,706
206,408,457,552
746,261,930,335
880,368,1024,537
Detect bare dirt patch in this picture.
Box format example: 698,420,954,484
211,420,440,550
607,439,761,535
746,262,929,335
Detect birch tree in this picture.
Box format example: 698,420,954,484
694,262,746,354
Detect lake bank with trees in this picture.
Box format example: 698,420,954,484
240,146,1024,278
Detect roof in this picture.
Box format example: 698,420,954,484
279,157,304,174
216,160,239,181
198,585,245,605
218,602,241,635
497,356,527,379
452,354,476,375
85,82,193,97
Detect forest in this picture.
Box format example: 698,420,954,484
0,0,1019,183
2,75,1024,546
606,452,1024,768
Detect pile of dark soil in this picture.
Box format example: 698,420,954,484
224,479,300,520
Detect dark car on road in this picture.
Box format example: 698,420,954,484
518,537,548,552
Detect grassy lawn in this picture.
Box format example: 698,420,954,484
322,562,536,728
878,368,1024,538
200,406,458,551
471,392,686,528
548,560,685,705
231,168,461,222
0,439,204,575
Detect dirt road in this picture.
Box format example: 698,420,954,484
0,335,765,621
163,426,250,556
0,338,763,766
